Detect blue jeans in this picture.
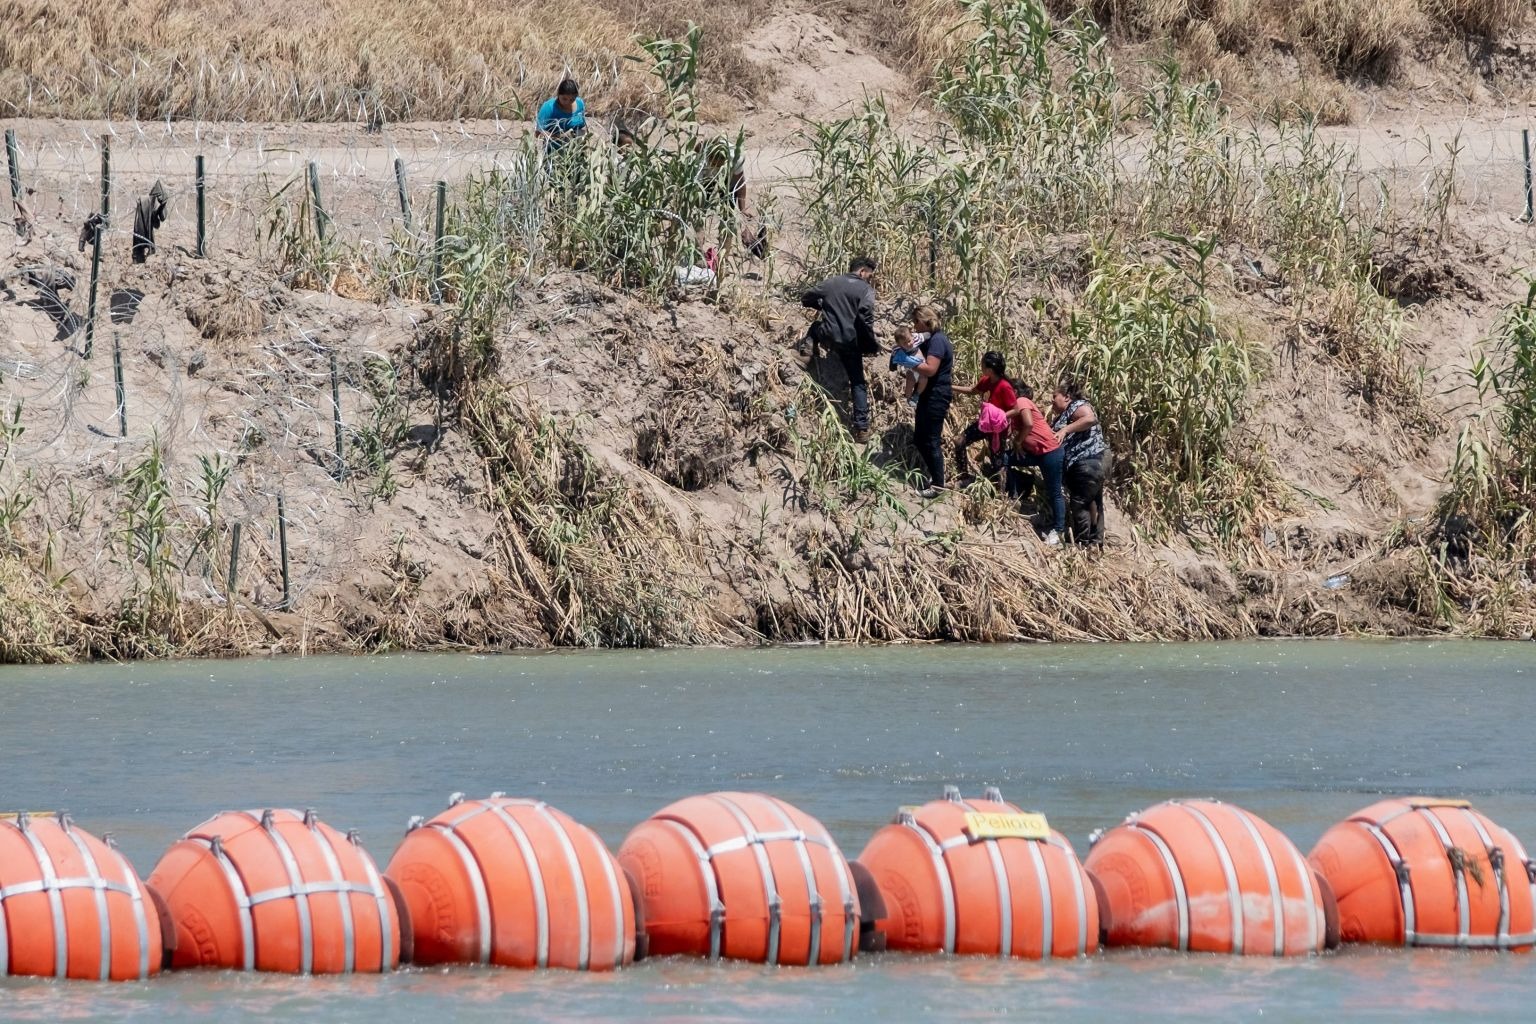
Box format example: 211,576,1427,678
1011,446,1066,534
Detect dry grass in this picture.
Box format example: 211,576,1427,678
0,551,87,663
0,0,769,121
1050,0,1529,82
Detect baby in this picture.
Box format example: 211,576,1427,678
889,326,929,408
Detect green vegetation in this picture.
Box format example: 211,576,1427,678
794,0,1424,544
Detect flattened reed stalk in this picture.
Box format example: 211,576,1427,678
463,383,738,647
0,550,89,664
764,538,1243,642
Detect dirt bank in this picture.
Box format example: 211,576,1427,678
2,8,1534,662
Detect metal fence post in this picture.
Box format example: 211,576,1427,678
308,160,328,241
195,154,207,257
431,180,446,302
99,134,111,223
277,495,292,611
330,352,346,480
227,522,242,604
394,157,412,232
84,226,102,358
112,331,127,436
4,128,22,237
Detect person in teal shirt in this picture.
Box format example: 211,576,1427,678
536,79,586,150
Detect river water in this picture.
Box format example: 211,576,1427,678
0,640,1532,1020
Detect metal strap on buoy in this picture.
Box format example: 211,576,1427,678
251,810,316,975
530,801,593,970
306,815,356,973
1262,810,1320,954
59,816,112,980
951,791,1015,957
414,805,495,965
1458,809,1511,948
1506,831,1536,948
349,829,395,971
807,818,859,962
585,813,630,970
1046,834,1090,956
18,811,69,977
1125,817,1192,952
757,796,826,965
191,832,257,970
1180,803,1245,953
658,818,725,960
709,794,783,965
1359,819,1417,945
896,808,956,954
1416,807,1470,946
0,813,156,981
1228,805,1293,955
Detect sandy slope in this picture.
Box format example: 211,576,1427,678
2,10,1534,656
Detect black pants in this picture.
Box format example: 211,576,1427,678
1064,455,1109,543
954,423,1005,482
913,393,951,487
832,345,870,433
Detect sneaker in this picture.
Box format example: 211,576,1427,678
917,484,945,500
1044,530,1061,547
852,427,871,443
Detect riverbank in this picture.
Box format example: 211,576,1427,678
3,5,1536,663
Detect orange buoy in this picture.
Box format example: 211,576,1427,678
855,786,1098,959
617,791,859,965
1310,797,1535,951
1084,799,1332,956
147,808,402,974
0,811,164,981
385,793,636,970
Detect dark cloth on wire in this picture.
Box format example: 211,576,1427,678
78,213,105,253
132,181,169,263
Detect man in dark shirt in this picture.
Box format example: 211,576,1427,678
801,257,878,441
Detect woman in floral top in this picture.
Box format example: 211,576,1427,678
1050,381,1110,544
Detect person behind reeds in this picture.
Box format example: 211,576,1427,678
889,325,929,409
699,136,766,256
1007,382,1065,546
536,78,587,151
1050,379,1111,545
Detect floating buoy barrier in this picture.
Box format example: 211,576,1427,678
855,786,1098,959
617,791,860,965
1084,799,1335,956
1309,798,1535,950
385,793,637,970
0,811,164,981
147,808,402,974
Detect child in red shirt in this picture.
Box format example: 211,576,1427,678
953,351,1018,479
